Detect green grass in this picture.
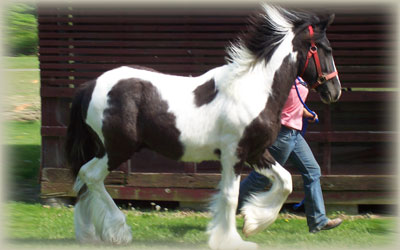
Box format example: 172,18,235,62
3,56,40,121
3,120,41,145
3,55,39,69
4,203,397,250
3,120,41,183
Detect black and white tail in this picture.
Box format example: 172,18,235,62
65,81,104,186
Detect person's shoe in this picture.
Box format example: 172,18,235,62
321,218,343,231
310,218,343,233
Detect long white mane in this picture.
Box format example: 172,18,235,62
226,5,294,70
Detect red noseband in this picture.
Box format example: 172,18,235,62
299,25,338,90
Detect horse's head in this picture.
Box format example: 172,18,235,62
295,13,342,104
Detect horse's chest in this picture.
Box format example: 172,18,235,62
236,108,281,162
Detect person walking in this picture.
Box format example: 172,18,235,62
238,77,342,233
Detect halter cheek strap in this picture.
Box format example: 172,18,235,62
300,25,338,90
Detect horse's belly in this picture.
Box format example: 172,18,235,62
180,144,219,162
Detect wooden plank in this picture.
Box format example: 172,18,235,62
307,91,395,102
37,6,252,15
40,168,396,191
37,6,388,20
37,14,391,26
41,86,75,98
38,32,237,40
38,16,248,25
39,56,225,64
305,131,396,142
328,25,392,33
38,47,227,56
330,41,394,49
38,9,245,15
38,24,246,32
37,24,389,41
288,191,396,205
41,168,126,185
127,173,396,191
40,182,396,205
40,40,229,48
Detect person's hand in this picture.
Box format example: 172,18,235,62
303,108,318,123
308,112,318,123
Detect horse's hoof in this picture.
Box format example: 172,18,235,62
243,215,259,237
242,214,271,237
102,224,132,245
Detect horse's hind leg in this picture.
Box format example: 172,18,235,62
74,158,101,243
241,160,292,237
74,155,132,244
207,146,257,250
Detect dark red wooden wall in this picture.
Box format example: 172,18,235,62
38,4,397,205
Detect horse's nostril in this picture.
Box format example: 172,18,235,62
319,91,332,104
334,89,342,102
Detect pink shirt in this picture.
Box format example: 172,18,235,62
281,78,309,131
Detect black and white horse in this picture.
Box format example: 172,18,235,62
66,4,341,250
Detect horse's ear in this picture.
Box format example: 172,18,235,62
318,13,335,31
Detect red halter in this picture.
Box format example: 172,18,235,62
299,25,338,90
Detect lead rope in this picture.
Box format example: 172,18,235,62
292,77,318,210
294,77,319,135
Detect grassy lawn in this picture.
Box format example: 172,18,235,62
4,203,397,250
2,56,41,201
3,55,39,69
3,120,41,182
2,56,40,121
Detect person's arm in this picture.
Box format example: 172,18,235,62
303,108,318,123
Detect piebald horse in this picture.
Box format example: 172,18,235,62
66,4,341,250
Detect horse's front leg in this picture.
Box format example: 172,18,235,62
207,147,257,250
241,150,292,237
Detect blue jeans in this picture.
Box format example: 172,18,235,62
238,126,329,232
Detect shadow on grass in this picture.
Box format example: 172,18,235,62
158,224,206,238
5,144,41,203
6,144,40,180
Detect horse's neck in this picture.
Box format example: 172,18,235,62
264,57,298,121
213,48,298,126
219,30,297,97
218,58,297,104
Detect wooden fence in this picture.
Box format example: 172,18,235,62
38,4,397,208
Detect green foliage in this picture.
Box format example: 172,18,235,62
4,3,38,55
